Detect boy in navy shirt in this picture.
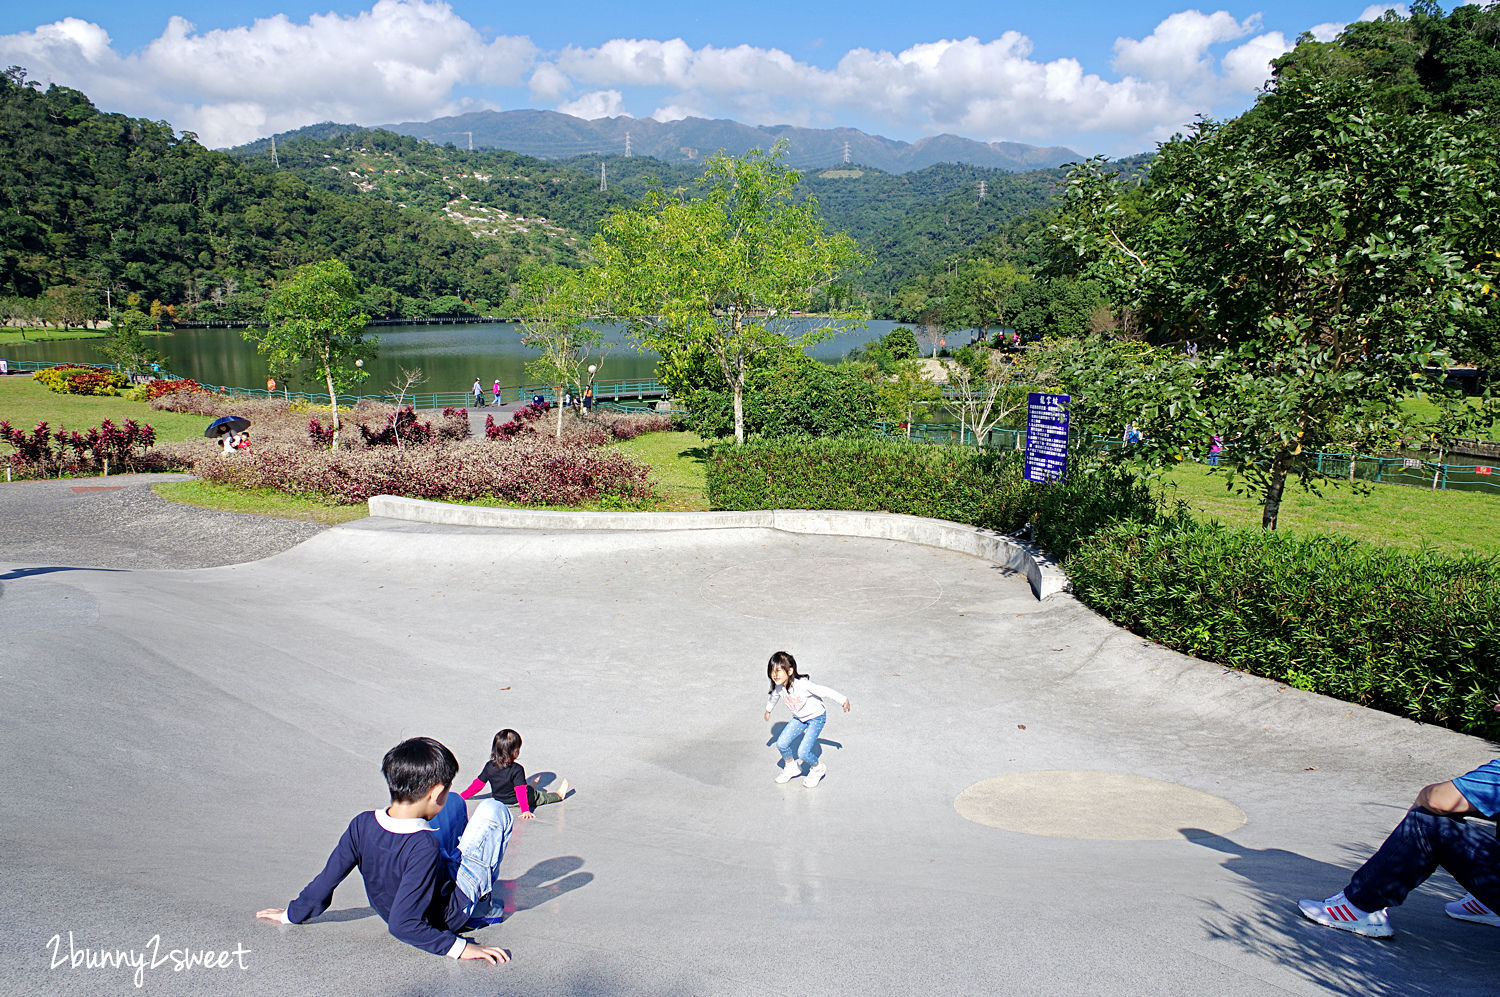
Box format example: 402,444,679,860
256,737,512,963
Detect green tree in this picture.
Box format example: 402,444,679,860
1056,75,1500,528
589,145,866,443
877,356,944,437
248,259,374,449
517,264,606,439
949,258,1028,339
95,309,164,379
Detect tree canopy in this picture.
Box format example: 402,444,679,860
1055,74,1500,527
589,145,866,443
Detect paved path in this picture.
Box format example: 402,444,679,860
1,500,1496,995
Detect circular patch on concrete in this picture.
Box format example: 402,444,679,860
955,770,1246,840
702,555,941,623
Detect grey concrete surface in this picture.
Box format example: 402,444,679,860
0,474,326,568
2,512,1497,996
370,495,1071,599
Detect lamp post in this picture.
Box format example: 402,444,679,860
586,364,597,412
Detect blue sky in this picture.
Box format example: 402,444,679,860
0,1,1408,154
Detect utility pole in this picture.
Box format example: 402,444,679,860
600,161,607,192
270,134,278,169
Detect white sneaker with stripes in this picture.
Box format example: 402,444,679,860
1297,891,1393,938
1445,893,1500,927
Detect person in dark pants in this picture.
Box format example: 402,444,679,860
1298,702,1500,938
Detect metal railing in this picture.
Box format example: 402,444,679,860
874,420,1500,495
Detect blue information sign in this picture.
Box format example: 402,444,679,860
1024,392,1070,483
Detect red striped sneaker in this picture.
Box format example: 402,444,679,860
1297,892,1393,938
1445,893,1500,927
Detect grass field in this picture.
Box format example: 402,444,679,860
0,374,207,441
152,479,369,524
0,327,172,346
608,430,712,511
1155,462,1500,555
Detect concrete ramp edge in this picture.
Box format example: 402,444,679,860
365,495,1071,600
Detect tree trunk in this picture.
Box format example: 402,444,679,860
324,363,341,450
555,384,565,438
733,376,745,444
1261,452,1292,530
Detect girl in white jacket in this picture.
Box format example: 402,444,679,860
762,650,850,788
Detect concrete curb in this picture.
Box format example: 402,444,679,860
365,495,1072,600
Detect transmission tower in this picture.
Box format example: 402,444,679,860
600,161,607,192
978,180,987,200
270,134,278,169
843,141,851,164
625,132,632,157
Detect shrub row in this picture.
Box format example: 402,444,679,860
195,439,657,506
1069,520,1500,739
705,437,1158,559
33,365,127,396
0,418,190,477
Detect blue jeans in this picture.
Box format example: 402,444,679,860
1344,807,1500,912
448,799,514,923
776,712,827,769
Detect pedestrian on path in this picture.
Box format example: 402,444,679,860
763,650,850,788
472,378,485,408
492,379,502,406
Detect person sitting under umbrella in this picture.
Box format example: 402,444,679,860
205,416,251,454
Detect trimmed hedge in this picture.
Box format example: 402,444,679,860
1070,521,1500,739
705,436,1159,560
707,436,1500,740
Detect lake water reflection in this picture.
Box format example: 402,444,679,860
1,319,913,394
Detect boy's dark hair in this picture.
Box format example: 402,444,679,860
490,729,522,768
766,650,807,693
382,737,459,803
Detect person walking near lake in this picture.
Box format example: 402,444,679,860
472,378,484,408
492,379,502,406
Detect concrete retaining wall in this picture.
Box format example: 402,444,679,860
366,495,1071,600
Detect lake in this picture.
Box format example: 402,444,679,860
0,319,922,395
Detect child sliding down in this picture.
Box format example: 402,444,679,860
762,650,850,788
459,729,569,819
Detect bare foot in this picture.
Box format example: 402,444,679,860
557,779,571,799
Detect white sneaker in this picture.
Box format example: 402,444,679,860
803,763,827,788
1297,892,1393,938
775,763,799,784
1446,893,1500,927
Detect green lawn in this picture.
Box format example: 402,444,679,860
609,430,712,511
0,374,207,441
0,327,172,346
1155,462,1500,555
152,479,369,524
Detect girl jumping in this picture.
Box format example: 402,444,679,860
762,650,850,788
459,729,569,819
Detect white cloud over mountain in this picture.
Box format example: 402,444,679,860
0,0,1391,153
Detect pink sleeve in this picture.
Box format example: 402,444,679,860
458,777,486,801
516,786,531,814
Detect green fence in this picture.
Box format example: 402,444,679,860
873,420,1500,495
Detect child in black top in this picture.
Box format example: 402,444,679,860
458,729,570,819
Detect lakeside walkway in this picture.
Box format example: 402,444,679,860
1,479,1494,995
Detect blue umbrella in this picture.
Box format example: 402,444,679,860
204,415,251,439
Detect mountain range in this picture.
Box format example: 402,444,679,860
377,109,1083,175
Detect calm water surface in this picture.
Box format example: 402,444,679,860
1,320,910,395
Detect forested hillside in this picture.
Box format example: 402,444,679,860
0,68,534,320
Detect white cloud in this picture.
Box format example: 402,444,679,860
1112,10,1256,84
1221,31,1290,92
1309,22,1346,42
0,3,1346,154
556,89,627,119
1360,4,1408,21
0,0,534,147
